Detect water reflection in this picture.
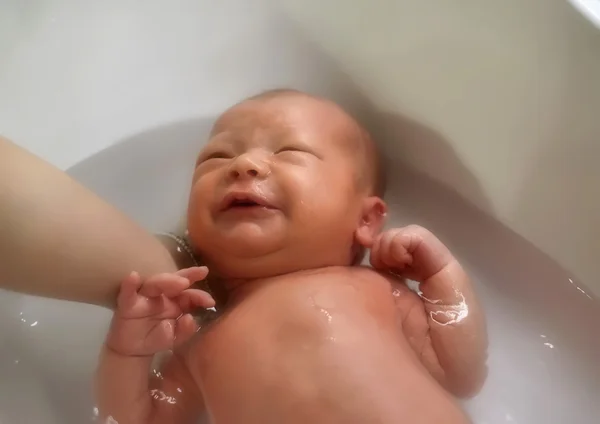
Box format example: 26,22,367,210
18,311,40,328
150,389,178,404
568,278,593,300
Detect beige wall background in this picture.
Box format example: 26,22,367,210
281,0,600,295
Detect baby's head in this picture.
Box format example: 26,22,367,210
187,89,387,280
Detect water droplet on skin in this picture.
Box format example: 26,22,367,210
319,308,333,323
422,291,469,326
540,334,547,338
150,389,177,404
30,321,38,327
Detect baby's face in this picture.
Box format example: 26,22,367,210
187,94,378,279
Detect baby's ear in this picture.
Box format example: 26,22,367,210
355,197,387,248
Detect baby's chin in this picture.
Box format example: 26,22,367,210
206,221,287,258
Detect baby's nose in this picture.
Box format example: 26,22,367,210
228,153,269,180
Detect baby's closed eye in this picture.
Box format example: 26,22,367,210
276,146,303,152
275,145,321,160
198,151,233,163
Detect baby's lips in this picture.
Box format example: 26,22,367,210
219,188,278,211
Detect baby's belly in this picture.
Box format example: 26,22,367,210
190,267,466,424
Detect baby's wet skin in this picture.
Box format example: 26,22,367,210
96,90,485,424
184,266,470,424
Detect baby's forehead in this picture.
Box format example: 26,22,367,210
209,95,357,147
199,92,382,193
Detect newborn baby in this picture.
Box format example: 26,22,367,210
96,89,488,424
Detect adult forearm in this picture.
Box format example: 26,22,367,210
0,137,177,308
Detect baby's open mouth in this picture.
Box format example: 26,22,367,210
221,192,277,212
229,199,261,208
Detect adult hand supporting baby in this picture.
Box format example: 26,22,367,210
368,225,488,398
0,137,179,308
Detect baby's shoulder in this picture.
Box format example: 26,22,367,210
351,266,422,305
348,265,403,285
300,265,390,285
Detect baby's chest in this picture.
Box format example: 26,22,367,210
185,282,433,421
192,275,405,364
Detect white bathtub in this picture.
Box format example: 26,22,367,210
0,122,598,423
1,0,599,423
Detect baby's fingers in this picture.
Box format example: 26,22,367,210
371,231,404,270
389,233,413,267
178,289,216,312
176,267,209,284
139,273,192,298
174,314,199,346
117,272,144,310
369,234,385,269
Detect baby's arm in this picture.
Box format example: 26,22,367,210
370,225,488,398
0,137,179,308
97,345,202,424
95,267,214,424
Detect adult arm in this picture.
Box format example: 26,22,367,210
0,136,182,308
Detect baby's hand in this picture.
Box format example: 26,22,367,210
106,267,215,356
369,225,455,283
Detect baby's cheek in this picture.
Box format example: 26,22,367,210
188,178,215,213
186,195,202,225
186,198,211,242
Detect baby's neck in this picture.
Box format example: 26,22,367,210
216,266,349,307
213,273,281,306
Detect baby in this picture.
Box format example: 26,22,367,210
96,89,488,424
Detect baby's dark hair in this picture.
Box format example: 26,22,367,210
355,123,386,198
246,88,386,198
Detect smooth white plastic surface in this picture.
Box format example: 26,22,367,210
569,0,600,28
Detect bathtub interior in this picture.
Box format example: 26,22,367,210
0,125,598,424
